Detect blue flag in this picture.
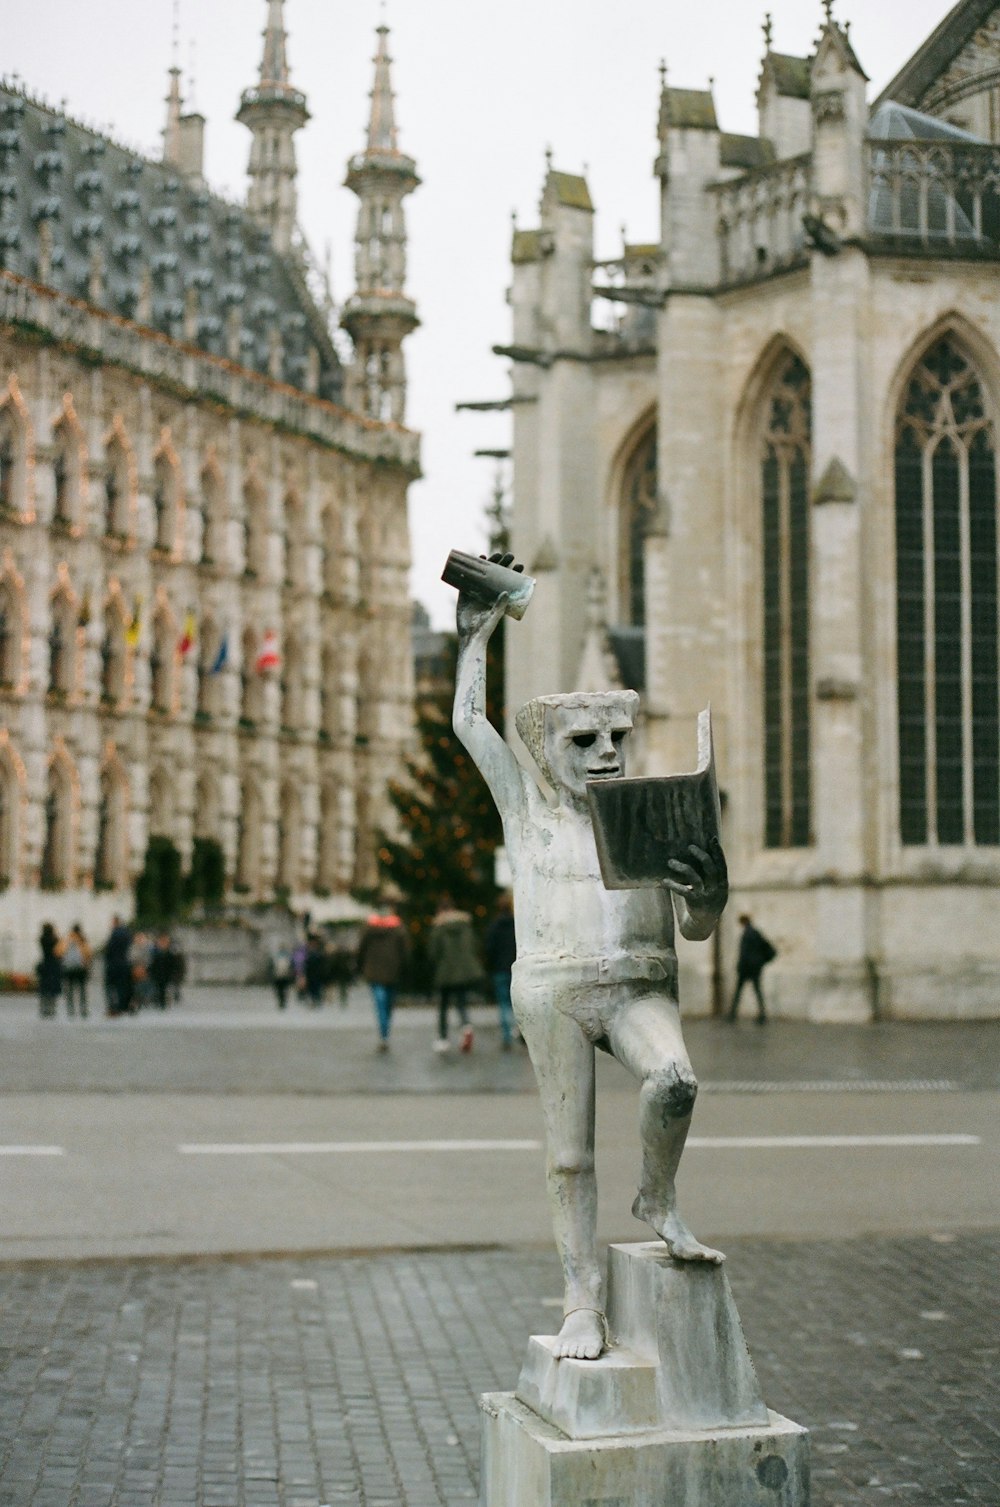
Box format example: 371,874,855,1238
209,634,229,675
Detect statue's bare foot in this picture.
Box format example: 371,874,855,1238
632,1195,725,1264
553,1308,606,1360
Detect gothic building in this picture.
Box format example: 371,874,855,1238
0,2,420,969
501,0,1000,1020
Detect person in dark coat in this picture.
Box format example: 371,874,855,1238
729,913,777,1024
303,934,327,1007
357,901,411,1052
103,915,134,1017
149,932,175,1010
427,896,482,1054
36,922,63,1020
484,892,516,1049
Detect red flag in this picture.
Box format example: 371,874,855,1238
255,628,281,673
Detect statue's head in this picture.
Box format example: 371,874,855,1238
515,691,639,802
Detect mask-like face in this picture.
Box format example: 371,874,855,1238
542,702,631,802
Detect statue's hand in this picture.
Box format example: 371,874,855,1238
662,836,729,917
456,552,525,642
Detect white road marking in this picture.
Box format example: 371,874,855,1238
176,1133,981,1157
178,1138,544,1155
0,1145,65,1156
684,1134,980,1149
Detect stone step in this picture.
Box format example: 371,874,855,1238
516,1334,660,1440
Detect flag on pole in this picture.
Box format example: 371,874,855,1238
125,594,143,648
255,628,281,673
178,609,197,658
209,632,229,675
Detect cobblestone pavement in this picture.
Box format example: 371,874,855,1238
0,1232,996,1507
1,984,997,1094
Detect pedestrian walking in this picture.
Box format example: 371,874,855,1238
58,922,92,1018
269,941,295,1009
484,892,517,1049
36,922,62,1020
129,931,155,1009
427,896,481,1054
103,915,134,1017
729,913,777,1024
357,899,411,1052
304,933,326,1007
167,936,186,1005
149,932,175,1010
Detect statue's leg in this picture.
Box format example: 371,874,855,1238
608,996,724,1264
514,981,605,1358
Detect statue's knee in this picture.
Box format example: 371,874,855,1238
548,1149,595,1181
650,1064,698,1120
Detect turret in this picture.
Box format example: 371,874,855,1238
656,76,721,287
342,24,419,424
810,4,868,237
162,59,205,180
537,159,594,354
757,14,812,159
236,0,309,255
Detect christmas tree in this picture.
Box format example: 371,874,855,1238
373,481,510,959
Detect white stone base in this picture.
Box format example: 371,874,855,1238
480,1243,809,1506
480,1393,808,1506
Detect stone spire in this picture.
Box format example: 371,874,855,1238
162,61,183,168
236,0,309,255
342,24,420,424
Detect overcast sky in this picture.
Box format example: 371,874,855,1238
7,0,952,624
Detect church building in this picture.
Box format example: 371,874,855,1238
0,2,420,969
501,0,1000,1019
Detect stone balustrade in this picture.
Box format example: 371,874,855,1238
712,153,811,287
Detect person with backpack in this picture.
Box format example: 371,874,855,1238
58,923,92,1018
729,913,777,1024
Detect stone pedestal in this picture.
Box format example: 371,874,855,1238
480,1242,809,1506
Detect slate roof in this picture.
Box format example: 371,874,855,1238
720,134,777,171
875,0,998,109
661,88,719,131
546,171,594,212
0,83,342,402
766,53,811,101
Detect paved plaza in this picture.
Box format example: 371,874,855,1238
0,988,997,1505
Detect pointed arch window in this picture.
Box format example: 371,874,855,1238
895,335,999,846
52,417,81,529
95,762,127,889
0,752,18,888
40,758,73,890
100,602,127,706
620,426,657,629
0,403,25,518
0,579,21,688
48,591,77,697
200,466,225,566
150,608,174,714
152,454,178,554
235,779,262,892
761,352,812,848
277,782,301,892
104,437,129,538
197,618,219,718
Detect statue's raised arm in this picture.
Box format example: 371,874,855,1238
451,551,531,824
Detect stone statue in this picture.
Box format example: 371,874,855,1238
452,553,729,1362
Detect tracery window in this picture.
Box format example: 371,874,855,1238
235,779,262,891
895,336,1000,846
197,618,219,718
620,427,657,628
281,630,301,730
200,466,224,566
243,481,268,577
761,352,812,848
277,783,301,892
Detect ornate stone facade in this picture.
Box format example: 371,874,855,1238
500,3,1000,1021
0,2,419,970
